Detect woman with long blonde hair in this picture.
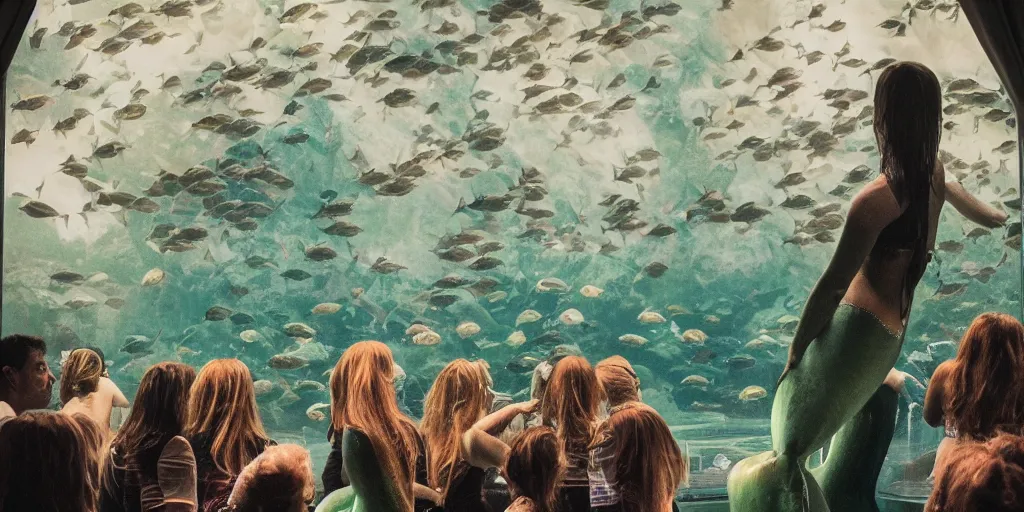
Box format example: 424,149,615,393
925,313,1024,472
322,340,439,512
185,359,273,512
592,403,686,512
421,359,495,511
60,348,129,438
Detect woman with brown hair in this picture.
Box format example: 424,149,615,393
463,355,604,512
728,61,1009,512
421,359,495,512
504,427,565,512
924,313,1024,472
0,410,98,512
925,432,1024,511
321,340,439,512
225,444,315,512
100,362,198,512
60,348,130,438
594,356,640,411
186,359,273,512
591,403,687,512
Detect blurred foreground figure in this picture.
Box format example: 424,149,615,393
0,410,98,512
925,432,1024,512
225,444,315,512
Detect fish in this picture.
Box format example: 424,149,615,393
269,354,309,370
506,354,543,373
506,331,527,347
141,268,165,286
638,311,667,324
536,277,570,293
456,322,481,338
413,331,442,346
240,330,262,343
580,285,604,297
284,323,317,338
619,334,649,346
305,246,338,261
682,375,710,387
281,269,313,281
205,307,232,321
516,310,542,326
739,386,768,401
559,309,585,325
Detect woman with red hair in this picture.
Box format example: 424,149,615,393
925,313,1024,473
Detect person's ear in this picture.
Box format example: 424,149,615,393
1,366,17,390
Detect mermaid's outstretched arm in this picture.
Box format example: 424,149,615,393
945,179,1009,228
342,428,406,512
781,181,903,384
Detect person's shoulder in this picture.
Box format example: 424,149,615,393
162,436,196,460
931,360,956,384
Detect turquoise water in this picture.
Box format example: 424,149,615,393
3,0,1020,494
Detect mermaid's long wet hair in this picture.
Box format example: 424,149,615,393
945,313,1024,438
329,341,420,510
873,61,943,316
421,359,492,499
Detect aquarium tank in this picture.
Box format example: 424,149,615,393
2,0,1020,501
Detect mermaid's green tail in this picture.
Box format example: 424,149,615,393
728,305,904,512
728,452,829,512
810,384,900,512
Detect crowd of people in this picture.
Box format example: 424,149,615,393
0,334,691,512
1,316,1023,512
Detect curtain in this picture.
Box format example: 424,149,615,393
1,0,38,292
959,0,1024,318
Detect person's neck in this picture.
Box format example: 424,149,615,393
0,390,23,415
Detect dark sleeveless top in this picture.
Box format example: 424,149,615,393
322,424,434,512
188,433,274,512
441,463,490,512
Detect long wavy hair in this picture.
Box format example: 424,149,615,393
0,411,97,512
944,313,1024,438
598,403,687,512
329,341,420,510
421,359,492,497
926,432,1024,512
873,61,942,316
504,427,564,512
541,356,605,458
60,348,103,405
228,444,315,512
186,359,270,476
109,362,196,482
595,356,640,409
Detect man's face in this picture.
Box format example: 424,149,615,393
4,350,55,411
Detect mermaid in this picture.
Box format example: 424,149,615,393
727,61,1008,512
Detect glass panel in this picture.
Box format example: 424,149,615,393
3,0,1019,499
